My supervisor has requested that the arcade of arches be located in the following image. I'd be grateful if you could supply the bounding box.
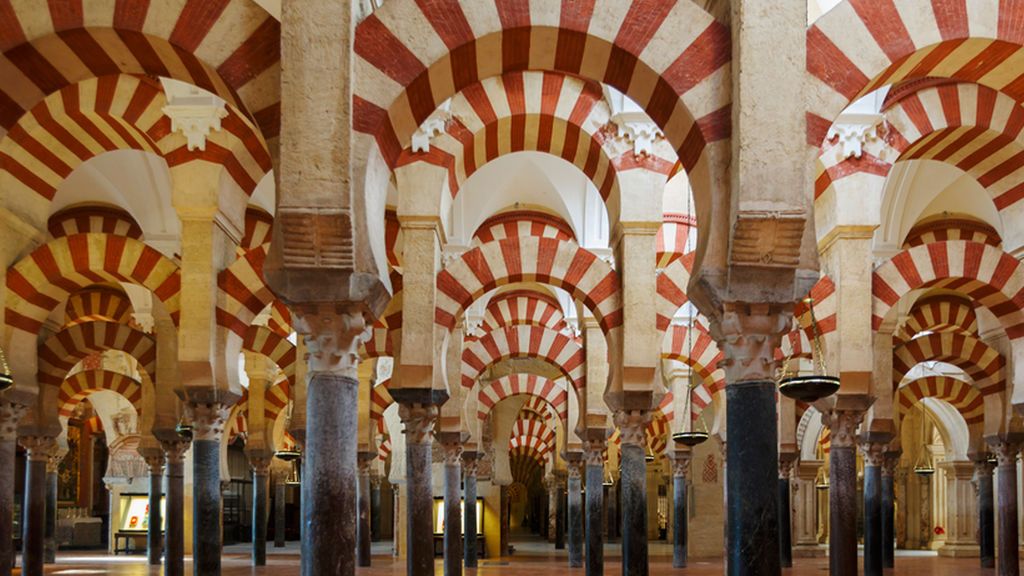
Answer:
[2,1,1024,576]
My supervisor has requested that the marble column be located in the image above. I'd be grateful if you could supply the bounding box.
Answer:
[566,455,583,568]
[827,410,863,576]
[0,403,25,576]
[20,436,54,576]
[463,452,480,567]
[440,439,462,576]
[546,475,558,544]
[398,403,438,575]
[584,440,606,576]
[882,452,899,569]
[778,458,794,569]
[161,440,188,576]
[43,457,57,564]
[250,455,271,566]
[555,475,566,550]
[187,401,230,576]
[274,480,287,548]
[670,451,690,568]
[607,479,618,540]
[992,440,1019,576]
[356,452,374,567]
[143,454,165,566]
[370,473,382,541]
[614,410,651,576]
[975,457,996,568]
[861,442,885,576]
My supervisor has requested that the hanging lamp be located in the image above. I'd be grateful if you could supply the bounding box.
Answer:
[275,399,303,462]
[814,466,830,491]
[913,404,936,476]
[602,468,614,487]
[0,345,13,392]
[645,447,656,463]
[778,297,840,403]
[175,415,193,442]
[673,312,710,447]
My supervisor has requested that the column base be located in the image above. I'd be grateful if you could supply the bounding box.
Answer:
[937,543,979,558]
[793,545,828,558]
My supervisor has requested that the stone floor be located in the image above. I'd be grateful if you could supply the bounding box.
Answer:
[23,541,996,575]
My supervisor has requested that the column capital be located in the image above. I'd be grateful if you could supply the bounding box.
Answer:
[779,457,795,480]
[583,437,607,467]
[185,401,232,442]
[987,440,1020,467]
[160,439,191,465]
[882,451,901,477]
[462,451,479,477]
[398,402,438,444]
[294,304,370,378]
[613,409,651,447]
[823,409,864,449]
[714,301,792,383]
[670,451,692,479]
[143,453,166,475]
[247,451,274,475]
[19,435,56,462]
[0,402,27,442]
[440,441,463,466]
[858,441,886,467]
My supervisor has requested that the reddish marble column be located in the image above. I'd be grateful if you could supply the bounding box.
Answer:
[974,456,995,569]
[615,410,651,576]
[827,411,863,576]
[186,401,231,576]
[161,440,188,576]
[19,436,54,576]
[463,453,479,567]
[397,402,439,575]
[991,441,1019,576]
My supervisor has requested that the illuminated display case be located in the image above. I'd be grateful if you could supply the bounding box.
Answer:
[431,497,485,557]
[117,494,166,533]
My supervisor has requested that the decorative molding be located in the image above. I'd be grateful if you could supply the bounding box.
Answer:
[717,302,791,383]
[826,114,884,160]
[824,410,864,449]
[411,102,452,153]
[186,402,231,442]
[612,118,664,156]
[613,410,651,447]
[398,403,438,445]
[730,210,805,268]
[161,81,228,152]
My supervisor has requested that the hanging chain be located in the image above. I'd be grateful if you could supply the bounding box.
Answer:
[805,297,829,376]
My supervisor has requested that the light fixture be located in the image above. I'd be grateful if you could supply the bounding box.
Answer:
[645,446,656,463]
[175,416,193,442]
[778,297,840,403]
[0,345,13,392]
[602,469,614,487]
[673,317,710,447]
[913,404,935,477]
[275,447,302,462]
[814,466,829,491]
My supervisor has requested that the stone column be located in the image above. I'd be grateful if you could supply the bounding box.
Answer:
[0,403,25,576]
[44,452,59,564]
[186,401,230,576]
[670,451,690,568]
[249,454,272,566]
[274,480,286,548]
[827,410,863,576]
[356,452,374,567]
[143,453,166,566]
[463,452,479,567]
[555,473,566,550]
[20,436,54,576]
[439,438,462,576]
[975,457,996,568]
[607,478,618,540]
[992,440,1019,576]
[584,439,607,576]
[778,457,794,568]
[882,452,899,568]
[614,410,651,576]
[398,402,438,575]
[566,454,583,568]
[370,474,382,541]
[860,442,885,576]
[545,475,558,544]
[161,440,188,576]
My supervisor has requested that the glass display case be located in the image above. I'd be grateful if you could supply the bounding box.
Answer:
[117,494,165,532]
[432,497,483,535]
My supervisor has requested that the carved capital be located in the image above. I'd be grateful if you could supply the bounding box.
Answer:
[613,410,651,447]
[716,302,791,383]
[441,441,463,466]
[462,452,479,477]
[161,440,190,466]
[297,304,369,377]
[566,460,583,479]
[357,451,376,475]
[0,402,26,442]
[185,402,231,442]
[143,454,166,476]
[778,458,795,480]
[20,436,56,463]
[824,410,863,449]
[583,438,607,467]
[370,472,383,488]
[248,452,273,476]
[989,440,1020,468]
[398,403,438,445]
[859,442,886,467]
[670,452,692,479]
[973,457,996,478]
[882,452,901,477]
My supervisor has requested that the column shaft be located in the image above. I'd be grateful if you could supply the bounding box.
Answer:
[357,463,372,567]
[997,453,1019,576]
[148,463,164,565]
[252,470,268,566]
[164,445,186,576]
[585,457,605,576]
[193,436,221,575]
[827,411,862,576]
[405,436,434,574]
[977,461,995,568]
[567,464,583,567]
[443,455,461,576]
[725,381,780,576]
[274,482,286,548]
[673,472,688,568]
[778,476,791,568]
[881,461,896,569]
[555,481,566,550]
[863,462,882,576]
[464,459,478,567]
[21,445,47,576]
[370,477,382,541]
[620,442,647,575]
[43,468,56,564]
[0,433,17,576]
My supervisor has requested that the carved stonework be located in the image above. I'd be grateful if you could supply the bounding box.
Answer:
[670,452,691,479]
[20,436,56,463]
[566,460,582,479]
[186,402,231,442]
[613,410,651,447]
[462,452,479,478]
[882,452,901,478]
[824,410,863,449]
[248,453,273,476]
[717,302,791,383]
[826,115,884,160]
[0,402,26,442]
[161,440,190,466]
[410,109,450,153]
[583,439,606,467]
[859,442,886,467]
[441,441,463,466]
[143,454,166,476]
[989,441,1019,468]
[778,458,794,480]
[729,211,805,268]
[275,209,355,270]
[297,305,368,377]
[161,88,228,152]
[398,403,438,445]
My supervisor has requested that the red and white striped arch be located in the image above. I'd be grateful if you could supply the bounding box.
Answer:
[353,0,730,179]
[48,205,143,240]
[477,373,568,423]
[898,294,979,341]
[656,213,696,268]
[482,290,568,333]
[871,241,1024,337]
[892,332,1004,395]
[437,237,622,335]
[377,435,392,462]
[519,395,559,424]
[240,207,274,252]
[903,217,1002,249]
[263,377,291,425]
[509,419,555,462]
[63,286,134,328]
[370,379,394,423]
[217,245,275,337]
[793,276,837,348]
[228,394,248,444]
[6,234,181,335]
[462,325,585,393]
[243,326,296,383]
[58,368,143,418]
[807,1,1024,146]
[360,326,395,360]
[473,211,576,245]
[38,320,156,387]
[655,252,695,332]
[661,324,724,408]
[896,375,983,426]
[0,0,280,140]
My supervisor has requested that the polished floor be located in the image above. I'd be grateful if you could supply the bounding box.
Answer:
[22,541,997,575]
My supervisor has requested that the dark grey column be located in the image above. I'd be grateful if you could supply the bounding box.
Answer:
[547,476,557,544]
[274,481,286,548]
[881,453,898,569]
[189,402,230,576]
[975,457,995,569]
[555,476,566,550]
[670,452,690,569]
[43,463,56,564]
[440,439,462,576]
[0,403,25,576]
[827,410,862,576]
[463,453,479,567]
[250,457,271,566]
[615,410,650,576]
[584,443,605,576]
[162,441,187,576]
[566,457,583,568]
[993,441,1019,576]
[861,443,884,576]
[607,480,618,540]
[143,454,165,566]
[777,458,793,569]
[301,372,359,576]
[370,474,382,541]
[20,437,53,576]
[398,402,438,576]
[725,381,780,576]
[357,452,374,567]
